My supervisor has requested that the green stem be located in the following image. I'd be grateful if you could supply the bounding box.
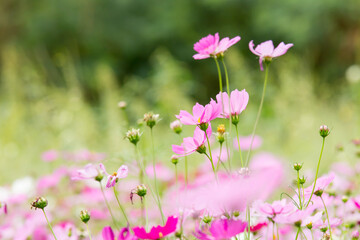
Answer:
[235,124,244,168]
[143,197,148,231]
[42,209,58,240]
[306,137,326,208]
[113,187,130,226]
[226,135,232,171]
[295,227,301,240]
[150,128,165,224]
[247,206,251,240]
[321,196,332,239]
[297,170,302,209]
[185,155,188,186]
[86,223,93,240]
[205,131,216,179]
[246,63,270,166]
[216,143,223,171]
[221,58,233,169]
[99,182,118,229]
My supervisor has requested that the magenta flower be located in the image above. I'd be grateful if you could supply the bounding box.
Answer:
[0,202,7,215]
[216,89,249,120]
[172,125,212,157]
[101,165,128,188]
[176,100,221,128]
[133,216,178,239]
[193,33,241,60]
[102,226,137,240]
[194,219,247,240]
[249,40,293,71]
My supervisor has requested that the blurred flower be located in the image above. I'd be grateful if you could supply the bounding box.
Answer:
[249,40,293,71]
[255,199,293,219]
[133,215,178,239]
[102,165,128,188]
[71,163,105,181]
[304,173,335,197]
[176,100,221,129]
[193,33,241,60]
[170,120,182,134]
[194,218,247,240]
[172,125,212,157]
[126,128,142,145]
[0,202,7,215]
[118,101,127,109]
[41,150,59,162]
[144,112,160,128]
[216,89,249,120]
[146,163,173,182]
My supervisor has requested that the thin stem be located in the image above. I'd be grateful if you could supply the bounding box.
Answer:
[306,137,326,208]
[235,124,244,168]
[247,206,251,240]
[42,209,58,240]
[295,227,301,240]
[113,187,130,226]
[321,196,332,239]
[100,182,118,229]
[216,143,223,172]
[86,223,93,240]
[144,197,148,231]
[185,155,188,186]
[205,131,216,179]
[226,135,232,171]
[221,58,234,169]
[246,63,270,166]
[150,128,165,223]
[297,170,302,209]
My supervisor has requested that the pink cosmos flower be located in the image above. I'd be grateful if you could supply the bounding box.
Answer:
[71,163,105,181]
[172,125,212,157]
[193,33,241,60]
[255,199,294,219]
[176,100,221,127]
[215,89,249,119]
[194,219,247,240]
[41,150,59,162]
[249,40,294,71]
[133,216,178,239]
[233,135,263,151]
[101,165,128,188]
[304,172,335,197]
[102,226,136,240]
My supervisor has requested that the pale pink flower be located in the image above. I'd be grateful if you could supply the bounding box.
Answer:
[194,219,247,240]
[216,89,249,118]
[176,100,221,126]
[133,216,178,239]
[255,199,293,219]
[146,163,173,182]
[233,135,262,151]
[249,40,293,71]
[37,167,68,193]
[71,163,105,181]
[172,125,212,157]
[41,150,59,162]
[193,33,241,60]
[304,172,335,197]
[101,165,128,188]
[301,212,323,228]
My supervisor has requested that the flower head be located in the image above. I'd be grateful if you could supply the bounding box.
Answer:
[194,219,247,240]
[193,33,241,60]
[172,125,212,157]
[80,210,90,224]
[126,128,142,145]
[71,163,105,182]
[144,112,160,129]
[170,120,182,134]
[101,165,129,188]
[133,216,178,239]
[102,226,137,240]
[249,40,293,71]
[216,89,249,121]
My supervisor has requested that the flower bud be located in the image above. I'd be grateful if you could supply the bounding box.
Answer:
[299,176,306,185]
[196,144,206,154]
[232,211,240,217]
[314,189,323,197]
[144,112,159,129]
[320,226,328,233]
[293,163,302,171]
[118,101,127,109]
[319,125,330,138]
[170,120,182,134]
[80,210,90,223]
[31,197,48,210]
[171,155,179,165]
[126,128,142,145]
[352,139,360,147]
[130,184,147,204]
[216,124,226,144]
[342,196,349,203]
[231,114,239,126]
[95,173,104,182]
[202,216,212,224]
[306,222,313,230]
[175,232,182,238]
[294,221,302,228]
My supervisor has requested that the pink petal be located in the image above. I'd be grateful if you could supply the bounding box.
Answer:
[272,42,294,57]
[255,40,274,56]
[249,40,260,56]
[116,165,128,178]
[102,226,115,240]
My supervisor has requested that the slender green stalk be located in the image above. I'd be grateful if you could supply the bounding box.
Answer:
[150,128,164,223]
[135,144,165,224]
[306,138,326,208]
[216,143,223,171]
[321,196,332,239]
[113,187,130,226]
[213,57,223,95]
[221,59,234,168]
[134,145,144,184]
[42,209,58,240]
[86,223,93,240]
[99,182,118,229]
[246,63,270,166]
[297,170,302,209]
[226,135,232,171]
[205,131,216,178]
[295,227,301,240]
[235,125,244,168]
[143,197,148,231]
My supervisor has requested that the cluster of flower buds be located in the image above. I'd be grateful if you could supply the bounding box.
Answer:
[170,120,182,134]
[130,184,147,204]
[31,197,48,210]
[319,125,330,138]
[216,124,226,144]
[144,112,160,128]
[126,128,142,145]
[80,210,90,224]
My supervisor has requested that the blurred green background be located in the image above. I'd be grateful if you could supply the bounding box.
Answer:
[0,0,360,184]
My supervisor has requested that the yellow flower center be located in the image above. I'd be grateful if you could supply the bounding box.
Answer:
[198,117,201,123]
[112,172,117,176]
[159,232,163,238]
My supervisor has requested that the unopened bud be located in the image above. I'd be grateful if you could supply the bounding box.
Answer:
[170,120,182,134]
[342,196,349,203]
[126,128,142,145]
[233,211,240,217]
[196,144,206,154]
[293,163,302,171]
[80,210,90,223]
[231,114,239,126]
[320,226,328,233]
[294,221,302,228]
[171,155,179,165]
[144,112,159,128]
[306,222,313,230]
[202,216,212,224]
[314,189,323,197]
[118,101,127,109]
[299,176,306,185]
[216,124,226,144]
[31,197,48,210]
[352,139,360,147]
[319,125,330,138]
[95,173,104,182]
[130,184,147,204]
